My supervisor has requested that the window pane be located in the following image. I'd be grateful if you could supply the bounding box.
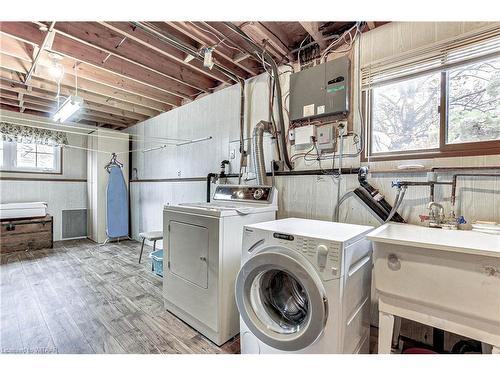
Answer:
[16,143,36,168]
[37,153,55,169]
[36,144,55,169]
[447,57,500,144]
[371,72,441,153]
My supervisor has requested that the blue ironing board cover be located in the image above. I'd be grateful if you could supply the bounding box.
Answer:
[106,165,129,239]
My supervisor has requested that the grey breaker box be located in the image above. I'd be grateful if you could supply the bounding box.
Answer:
[289,56,350,122]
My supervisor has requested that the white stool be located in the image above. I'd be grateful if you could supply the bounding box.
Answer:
[138,231,163,264]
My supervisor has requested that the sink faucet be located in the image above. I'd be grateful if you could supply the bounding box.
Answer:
[427,201,445,226]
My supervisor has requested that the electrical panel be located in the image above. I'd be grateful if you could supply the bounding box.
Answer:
[289,56,350,122]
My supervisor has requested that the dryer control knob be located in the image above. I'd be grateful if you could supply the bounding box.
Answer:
[317,244,329,268]
[253,188,264,200]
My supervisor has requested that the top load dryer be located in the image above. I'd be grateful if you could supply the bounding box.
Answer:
[163,185,278,346]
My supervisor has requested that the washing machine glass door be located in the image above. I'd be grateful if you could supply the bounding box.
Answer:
[236,246,328,351]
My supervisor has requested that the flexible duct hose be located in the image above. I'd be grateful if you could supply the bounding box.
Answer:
[385,187,407,223]
[222,22,293,170]
[252,121,273,186]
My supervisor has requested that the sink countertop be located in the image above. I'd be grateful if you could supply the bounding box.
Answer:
[367,222,500,258]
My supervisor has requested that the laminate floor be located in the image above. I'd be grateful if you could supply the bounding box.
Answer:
[0,239,240,354]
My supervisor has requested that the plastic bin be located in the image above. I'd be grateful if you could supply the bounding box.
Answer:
[149,249,163,277]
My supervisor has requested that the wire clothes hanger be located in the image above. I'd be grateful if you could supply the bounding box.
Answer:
[104,153,123,173]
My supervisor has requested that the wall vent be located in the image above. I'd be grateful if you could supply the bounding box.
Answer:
[62,209,87,239]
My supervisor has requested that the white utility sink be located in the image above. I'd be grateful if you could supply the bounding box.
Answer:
[367,223,500,354]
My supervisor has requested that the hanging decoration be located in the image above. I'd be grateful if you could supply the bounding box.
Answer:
[0,122,69,146]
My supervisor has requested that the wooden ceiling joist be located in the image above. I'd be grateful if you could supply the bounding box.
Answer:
[1,22,203,100]
[0,83,148,122]
[163,22,260,77]
[0,21,386,129]
[98,22,235,86]
[0,70,160,119]
[50,22,212,95]
[0,98,128,128]
[0,32,183,108]
[0,53,171,113]
[299,22,328,49]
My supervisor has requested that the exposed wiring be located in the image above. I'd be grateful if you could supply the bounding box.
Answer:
[190,22,243,54]
[320,22,362,62]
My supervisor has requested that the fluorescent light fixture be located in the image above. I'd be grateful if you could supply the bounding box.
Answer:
[184,54,195,63]
[53,95,83,122]
[203,48,214,70]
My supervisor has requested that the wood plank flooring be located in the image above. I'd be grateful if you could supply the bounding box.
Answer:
[0,239,240,354]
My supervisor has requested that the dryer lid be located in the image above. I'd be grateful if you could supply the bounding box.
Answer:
[235,246,328,351]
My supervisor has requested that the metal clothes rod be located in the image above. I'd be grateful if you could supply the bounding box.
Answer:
[141,136,213,153]
[0,114,190,143]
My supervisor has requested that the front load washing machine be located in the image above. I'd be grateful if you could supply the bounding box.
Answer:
[235,218,373,354]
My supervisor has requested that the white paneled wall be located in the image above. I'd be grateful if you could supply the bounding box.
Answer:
[0,180,87,240]
[127,22,500,246]
[0,130,88,241]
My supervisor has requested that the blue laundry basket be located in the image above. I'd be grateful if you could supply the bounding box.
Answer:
[149,249,163,277]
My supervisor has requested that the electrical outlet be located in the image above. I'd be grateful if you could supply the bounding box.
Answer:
[230,148,236,159]
[177,170,181,177]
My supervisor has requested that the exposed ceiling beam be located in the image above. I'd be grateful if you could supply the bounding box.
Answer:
[0,83,148,122]
[0,97,130,128]
[299,22,328,49]
[0,31,182,108]
[0,70,160,118]
[366,22,376,30]
[25,21,55,84]
[236,22,290,60]
[0,53,172,113]
[46,22,212,95]
[166,22,260,77]
[0,91,138,126]
[98,22,236,86]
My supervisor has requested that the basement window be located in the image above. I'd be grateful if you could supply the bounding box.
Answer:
[363,54,500,161]
[0,141,62,174]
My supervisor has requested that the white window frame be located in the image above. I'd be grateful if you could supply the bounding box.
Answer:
[0,141,62,174]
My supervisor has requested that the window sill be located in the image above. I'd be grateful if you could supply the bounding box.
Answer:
[362,145,500,162]
[0,169,62,175]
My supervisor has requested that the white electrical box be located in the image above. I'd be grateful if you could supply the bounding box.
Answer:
[294,125,316,150]
[316,124,336,154]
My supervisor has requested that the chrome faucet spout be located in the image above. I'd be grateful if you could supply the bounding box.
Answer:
[427,201,445,223]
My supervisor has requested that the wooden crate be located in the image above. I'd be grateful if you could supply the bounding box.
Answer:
[0,215,53,253]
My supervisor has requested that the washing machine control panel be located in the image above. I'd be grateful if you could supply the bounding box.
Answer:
[213,185,273,203]
[292,236,341,278]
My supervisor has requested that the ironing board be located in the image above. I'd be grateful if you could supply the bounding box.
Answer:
[106,164,129,241]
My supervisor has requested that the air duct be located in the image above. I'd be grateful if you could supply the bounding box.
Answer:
[252,120,273,186]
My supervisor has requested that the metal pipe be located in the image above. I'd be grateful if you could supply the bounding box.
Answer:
[451,173,500,206]
[252,120,273,185]
[334,130,345,221]
[176,136,213,146]
[238,80,246,184]
[223,22,293,170]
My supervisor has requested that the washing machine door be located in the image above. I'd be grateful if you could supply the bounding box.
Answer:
[235,246,328,351]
